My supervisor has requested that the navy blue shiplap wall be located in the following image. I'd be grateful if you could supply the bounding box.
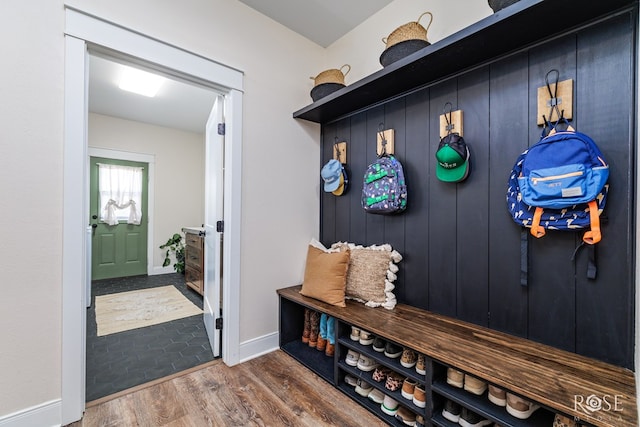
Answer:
[319,12,636,369]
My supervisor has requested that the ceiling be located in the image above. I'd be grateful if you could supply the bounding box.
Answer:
[89,1,392,133]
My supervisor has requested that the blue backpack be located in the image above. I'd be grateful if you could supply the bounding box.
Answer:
[362,154,407,214]
[507,123,609,244]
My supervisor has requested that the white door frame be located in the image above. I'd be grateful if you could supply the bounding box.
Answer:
[63,8,243,425]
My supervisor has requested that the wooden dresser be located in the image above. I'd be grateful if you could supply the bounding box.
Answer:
[182,227,204,295]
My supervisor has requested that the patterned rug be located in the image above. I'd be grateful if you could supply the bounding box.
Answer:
[95,285,203,336]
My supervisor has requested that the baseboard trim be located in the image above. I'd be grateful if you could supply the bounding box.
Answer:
[150,266,175,275]
[0,399,61,427]
[238,331,279,363]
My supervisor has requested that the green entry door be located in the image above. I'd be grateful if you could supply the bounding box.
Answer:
[90,157,148,280]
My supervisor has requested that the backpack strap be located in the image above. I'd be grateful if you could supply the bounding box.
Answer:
[582,200,602,244]
[520,229,529,286]
[530,207,546,238]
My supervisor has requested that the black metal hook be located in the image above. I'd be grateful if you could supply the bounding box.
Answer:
[378,122,387,155]
[545,69,562,125]
[443,102,454,134]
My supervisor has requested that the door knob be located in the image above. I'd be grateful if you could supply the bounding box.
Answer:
[92,214,98,220]
[92,224,98,229]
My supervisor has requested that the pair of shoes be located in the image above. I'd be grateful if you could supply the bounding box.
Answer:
[400,379,425,407]
[395,406,416,426]
[355,379,373,397]
[372,336,386,352]
[381,395,399,416]
[488,385,506,406]
[372,366,392,382]
[400,348,417,368]
[345,349,360,367]
[415,354,426,375]
[446,368,487,395]
[458,407,492,427]
[442,399,461,423]
[384,341,403,358]
[368,388,385,404]
[385,372,404,392]
[506,393,540,419]
[357,354,379,372]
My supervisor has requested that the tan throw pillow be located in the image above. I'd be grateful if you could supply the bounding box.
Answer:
[299,244,350,307]
[331,242,402,310]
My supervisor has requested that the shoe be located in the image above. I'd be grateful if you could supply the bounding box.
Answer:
[316,336,327,351]
[380,395,399,416]
[415,414,425,427]
[395,406,416,426]
[384,342,403,358]
[400,348,417,368]
[415,354,426,375]
[301,308,311,343]
[308,311,320,348]
[355,379,373,397]
[367,388,385,404]
[488,385,506,406]
[412,384,426,408]
[384,372,404,392]
[458,407,492,427]
[359,330,374,345]
[401,378,416,400]
[506,393,540,419]
[372,336,386,352]
[553,414,578,427]
[345,349,360,367]
[324,342,335,357]
[446,367,464,388]
[350,326,361,341]
[372,366,392,382]
[356,354,378,372]
[464,374,487,395]
[344,374,358,387]
[442,399,461,422]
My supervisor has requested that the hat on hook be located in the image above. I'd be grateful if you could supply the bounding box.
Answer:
[435,133,470,183]
[332,166,349,196]
[321,159,343,192]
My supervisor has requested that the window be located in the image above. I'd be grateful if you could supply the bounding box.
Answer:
[97,163,143,225]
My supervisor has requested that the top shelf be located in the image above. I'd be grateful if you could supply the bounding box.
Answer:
[293,0,637,124]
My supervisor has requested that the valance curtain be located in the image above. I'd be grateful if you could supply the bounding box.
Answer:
[98,163,143,225]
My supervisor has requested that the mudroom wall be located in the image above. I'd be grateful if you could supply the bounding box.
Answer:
[319,9,636,369]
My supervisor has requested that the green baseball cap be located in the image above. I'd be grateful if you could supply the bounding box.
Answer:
[435,133,470,182]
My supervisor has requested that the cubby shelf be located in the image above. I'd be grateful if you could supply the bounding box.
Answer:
[293,0,636,124]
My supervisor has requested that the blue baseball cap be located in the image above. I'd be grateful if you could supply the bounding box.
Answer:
[321,159,343,192]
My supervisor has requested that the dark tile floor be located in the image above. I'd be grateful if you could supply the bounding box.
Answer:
[86,273,215,402]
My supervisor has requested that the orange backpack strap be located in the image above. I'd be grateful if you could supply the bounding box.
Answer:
[582,200,602,244]
[530,207,546,238]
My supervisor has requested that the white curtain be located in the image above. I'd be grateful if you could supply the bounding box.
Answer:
[98,163,143,225]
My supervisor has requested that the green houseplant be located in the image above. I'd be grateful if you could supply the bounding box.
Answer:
[160,233,185,273]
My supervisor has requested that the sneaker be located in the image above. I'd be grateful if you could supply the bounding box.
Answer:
[442,399,461,422]
[400,348,417,368]
[384,342,403,358]
[458,407,492,427]
[372,366,392,382]
[446,367,464,388]
[344,374,358,387]
[415,414,425,427]
[395,406,416,426]
[464,374,487,395]
[367,388,385,404]
[412,384,426,408]
[350,326,361,341]
[488,385,506,406]
[359,330,374,346]
[506,393,540,419]
[401,378,416,400]
[380,395,399,416]
[355,379,373,397]
[384,372,404,392]
[415,354,426,375]
[345,349,360,366]
[372,336,386,352]
[356,354,378,372]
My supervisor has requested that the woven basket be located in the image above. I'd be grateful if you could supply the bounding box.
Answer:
[488,0,520,12]
[310,64,351,87]
[383,11,433,50]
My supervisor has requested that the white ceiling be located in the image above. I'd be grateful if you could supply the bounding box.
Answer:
[88,1,392,133]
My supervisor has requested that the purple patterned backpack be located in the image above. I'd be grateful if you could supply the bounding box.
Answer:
[361,154,407,214]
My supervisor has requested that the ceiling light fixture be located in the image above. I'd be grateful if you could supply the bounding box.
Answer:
[118,66,165,97]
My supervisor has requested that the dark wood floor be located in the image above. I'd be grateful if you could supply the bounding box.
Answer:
[69,349,386,426]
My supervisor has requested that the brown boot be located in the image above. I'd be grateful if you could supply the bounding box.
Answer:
[301,308,311,343]
[325,342,335,357]
[316,336,327,351]
[308,310,320,348]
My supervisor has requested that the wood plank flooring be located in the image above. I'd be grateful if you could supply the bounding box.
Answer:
[68,350,386,427]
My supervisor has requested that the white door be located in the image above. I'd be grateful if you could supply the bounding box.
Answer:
[204,95,224,357]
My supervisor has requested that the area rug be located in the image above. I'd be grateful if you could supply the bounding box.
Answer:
[95,285,202,336]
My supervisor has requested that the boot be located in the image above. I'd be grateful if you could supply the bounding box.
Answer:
[316,313,327,351]
[325,342,335,357]
[325,316,335,357]
[301,308,311,343]
[308,310,320,348]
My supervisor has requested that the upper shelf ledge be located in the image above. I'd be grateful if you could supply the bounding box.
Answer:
[293,0,637,124]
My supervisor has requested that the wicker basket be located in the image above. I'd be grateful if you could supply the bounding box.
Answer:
[310,64,351,87]
[488,0,520,12]
[383,12,433,50]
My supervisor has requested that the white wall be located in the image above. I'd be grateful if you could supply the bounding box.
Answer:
[89,113,205,271]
